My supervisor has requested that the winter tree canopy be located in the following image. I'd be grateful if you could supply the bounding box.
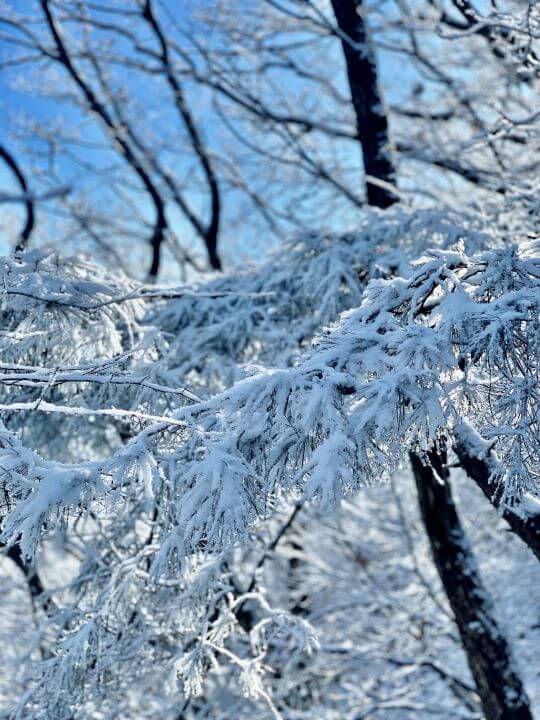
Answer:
[0,1,539,720]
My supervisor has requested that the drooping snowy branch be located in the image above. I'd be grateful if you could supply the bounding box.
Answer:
[0,213,538,718]
[5,234,540,571]
[154,241,540,559]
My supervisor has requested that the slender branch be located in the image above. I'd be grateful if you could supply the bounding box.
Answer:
[141,0,222,271]
[454,423,540,562]
[0,144,35,251]
[39,0,168,279]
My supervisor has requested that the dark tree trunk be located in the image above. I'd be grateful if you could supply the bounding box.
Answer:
[411,451,533,720]
[330,0,397,208]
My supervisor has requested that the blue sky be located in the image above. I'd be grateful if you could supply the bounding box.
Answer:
[0,0,419,272]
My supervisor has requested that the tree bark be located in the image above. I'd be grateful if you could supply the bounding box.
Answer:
[411,450,532,720]
[329,0,397,208]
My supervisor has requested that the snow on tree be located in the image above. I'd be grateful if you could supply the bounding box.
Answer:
[0,1,539,718]
[0,207,537,717]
